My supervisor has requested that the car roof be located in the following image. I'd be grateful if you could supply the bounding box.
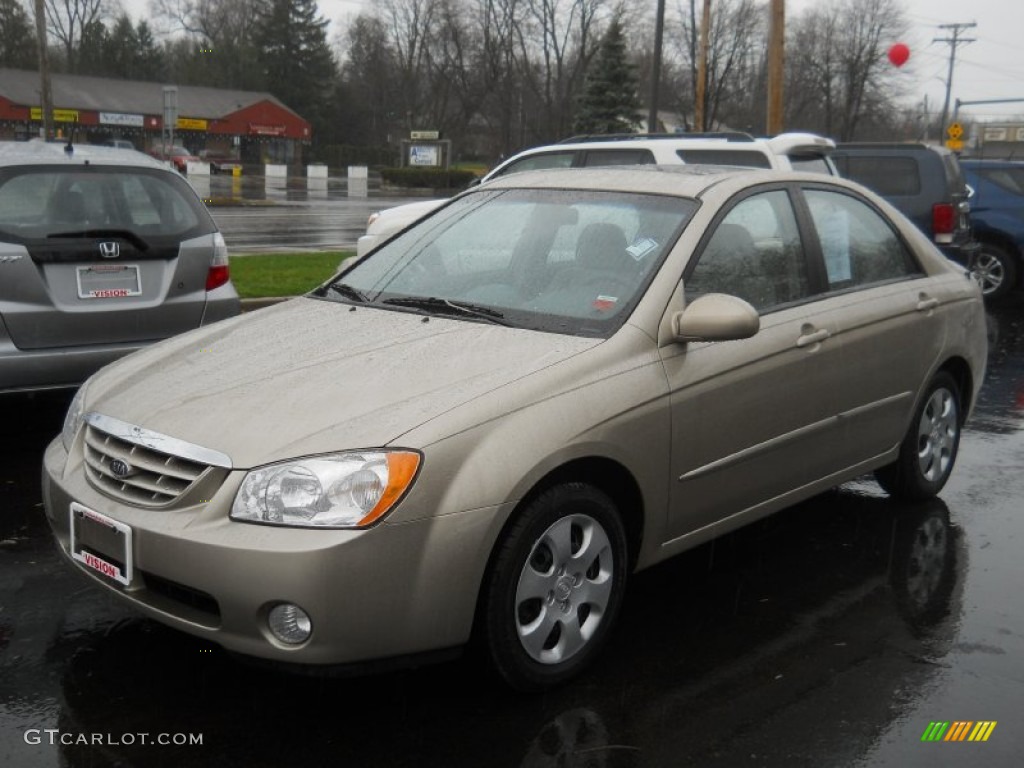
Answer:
[0,140,170,170]
[480,164,848,198]
[551,131,836,154]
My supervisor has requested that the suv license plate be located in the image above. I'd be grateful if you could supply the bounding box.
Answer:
[76,264,141,299]
[70,502,133,586]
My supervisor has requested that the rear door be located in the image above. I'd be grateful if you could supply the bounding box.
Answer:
[798,185,942,462]
[0,166,217,350]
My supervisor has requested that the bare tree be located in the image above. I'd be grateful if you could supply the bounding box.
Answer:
[785,0,907,140]
[44,0,105,71]
[149,0,264,88]
[670,0,763,132]
[517,0,607,141]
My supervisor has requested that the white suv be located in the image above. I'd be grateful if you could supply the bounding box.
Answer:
[356,132,837,257]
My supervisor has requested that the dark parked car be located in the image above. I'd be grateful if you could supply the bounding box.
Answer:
[831,143,979,274]
[0,140,239,393]
[959,159,1024,298]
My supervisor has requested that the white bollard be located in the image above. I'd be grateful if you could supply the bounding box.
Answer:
[348,165,368,197]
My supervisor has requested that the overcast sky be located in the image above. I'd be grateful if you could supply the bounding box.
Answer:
[128,0,1024,124]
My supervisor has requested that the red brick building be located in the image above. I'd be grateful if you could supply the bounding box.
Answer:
[0,68,311,164]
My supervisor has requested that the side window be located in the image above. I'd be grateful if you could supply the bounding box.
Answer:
[581,149,656,167]
[686,190,810,312]
[804,189,918,289]
[788,154,832,175]
[836,155,921,196]
[677,149,772,168]
[492,151,575,177]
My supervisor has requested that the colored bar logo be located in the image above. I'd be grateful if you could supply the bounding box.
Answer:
[921,721,997,742]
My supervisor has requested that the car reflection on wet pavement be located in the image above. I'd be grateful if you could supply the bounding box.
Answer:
[2,306,1023,768]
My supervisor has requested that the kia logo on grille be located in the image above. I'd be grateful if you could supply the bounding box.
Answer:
[98,241,120,259]
[109,459,135,478]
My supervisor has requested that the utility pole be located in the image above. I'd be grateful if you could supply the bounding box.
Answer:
[765,0,785,134]
[694,0,711,131]
[647,0,666,133]
[935,22,976,138]
[33,0,52,140]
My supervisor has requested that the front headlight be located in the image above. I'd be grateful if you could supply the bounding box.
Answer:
[230,451,421,528]
[61,384,88,452]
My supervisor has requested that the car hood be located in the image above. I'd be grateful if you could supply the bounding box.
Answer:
[84,298,598,468]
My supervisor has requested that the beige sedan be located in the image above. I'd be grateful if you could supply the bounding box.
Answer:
[43,166,986,691]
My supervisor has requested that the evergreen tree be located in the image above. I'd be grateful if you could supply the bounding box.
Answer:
[253,0,336,136]
[572,19,642,135]
[0,0,36,69]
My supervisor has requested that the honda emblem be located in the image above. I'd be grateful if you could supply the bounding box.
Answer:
[99,241,120,259]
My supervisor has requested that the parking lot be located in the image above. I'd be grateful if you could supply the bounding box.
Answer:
[1,299,1021,767]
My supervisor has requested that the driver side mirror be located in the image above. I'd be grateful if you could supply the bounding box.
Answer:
[673,293,760,342]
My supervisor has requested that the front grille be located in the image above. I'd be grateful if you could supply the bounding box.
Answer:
[84,424,210,506]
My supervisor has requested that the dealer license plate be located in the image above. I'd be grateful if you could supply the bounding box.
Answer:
[70,502,133,586]
[76,264,141,299]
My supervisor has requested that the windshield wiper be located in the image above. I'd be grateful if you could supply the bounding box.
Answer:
[381,296,514,326]
[322,282,369,303]
[47,228,150,252]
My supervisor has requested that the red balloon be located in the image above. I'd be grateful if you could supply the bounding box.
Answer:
[888,43,910,67]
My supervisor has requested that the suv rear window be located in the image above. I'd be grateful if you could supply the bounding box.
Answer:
[0,166,215,243]
[676,149,772,168]
[974,166,1024,194]
[832,156,922,196]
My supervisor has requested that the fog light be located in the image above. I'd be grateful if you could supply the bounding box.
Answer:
[267,603,312,645]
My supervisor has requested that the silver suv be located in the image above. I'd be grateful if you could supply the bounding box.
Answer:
[357,132,838,256]
[0,141,239,393]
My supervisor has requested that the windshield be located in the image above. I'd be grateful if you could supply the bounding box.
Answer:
[317,188,697,337]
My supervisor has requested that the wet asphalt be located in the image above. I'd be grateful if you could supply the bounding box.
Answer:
[1,302,1022,767]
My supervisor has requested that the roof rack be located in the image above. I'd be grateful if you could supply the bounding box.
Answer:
[557,132,756,144]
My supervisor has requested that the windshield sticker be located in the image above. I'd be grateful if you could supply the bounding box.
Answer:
[592,295,619,311]
[626,237,658,261]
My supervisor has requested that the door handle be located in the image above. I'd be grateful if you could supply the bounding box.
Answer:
[917,297,940,312]
[796,328,830,347]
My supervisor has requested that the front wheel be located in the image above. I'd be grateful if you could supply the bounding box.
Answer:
[481,483,627,691]
[972,242,1017,299]
[875,372,962,500]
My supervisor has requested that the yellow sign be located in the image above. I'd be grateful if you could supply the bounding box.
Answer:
[946,138,964,152]
[30,107,80,122]
[176,117,208,131]
[947,122,964,140]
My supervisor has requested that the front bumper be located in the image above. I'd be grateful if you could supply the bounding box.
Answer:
[42,437,502,666]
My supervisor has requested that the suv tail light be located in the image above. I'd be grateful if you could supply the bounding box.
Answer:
[206,232,231,291]
[932,203,955,243]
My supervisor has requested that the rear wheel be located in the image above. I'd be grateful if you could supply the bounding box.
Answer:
[875,372,962,500]
[481,483,627,691]
[972,242,1017,299]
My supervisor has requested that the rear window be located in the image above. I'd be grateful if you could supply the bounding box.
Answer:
[834,155,922,196]
[676,149,772,168]
[0,166,215,243]
[974,166,1024,194]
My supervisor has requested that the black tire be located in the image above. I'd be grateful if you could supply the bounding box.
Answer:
[875,372,962,501]
[973,242,1018,299]
[481,483,628,691]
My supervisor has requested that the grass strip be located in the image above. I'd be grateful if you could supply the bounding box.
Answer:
[229,251,353,298]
